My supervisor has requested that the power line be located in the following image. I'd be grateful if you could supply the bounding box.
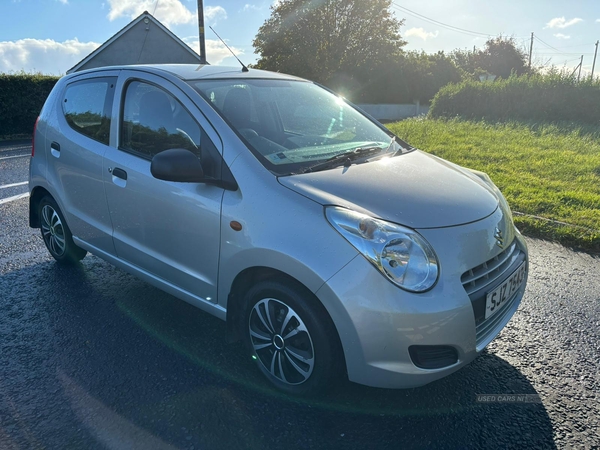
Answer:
[558,57,586,64]
[389,2,595,73]
[547,42,597,49]
[536,52,594,56]
[390,3,492,38]
[534,36,573,56]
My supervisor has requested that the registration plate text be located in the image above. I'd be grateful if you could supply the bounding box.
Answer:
[485,263,527,320]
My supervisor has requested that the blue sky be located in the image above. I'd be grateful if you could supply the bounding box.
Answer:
[1,0,599,76]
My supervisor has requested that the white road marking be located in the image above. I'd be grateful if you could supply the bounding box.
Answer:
[0,154,29,161]
[0,145,30,151]
[0,192,29,205]
[0,181,28,189]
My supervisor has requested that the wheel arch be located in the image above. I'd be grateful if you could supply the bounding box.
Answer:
[226,267,303,342]
[29,186,52,228]
[225,266,347,376]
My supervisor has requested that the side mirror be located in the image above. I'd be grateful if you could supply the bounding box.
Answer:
[151,148,204,182]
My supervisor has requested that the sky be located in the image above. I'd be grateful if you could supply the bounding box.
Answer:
[0,0,599,77]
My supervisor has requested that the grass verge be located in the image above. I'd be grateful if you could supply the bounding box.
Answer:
[387,118,600,254]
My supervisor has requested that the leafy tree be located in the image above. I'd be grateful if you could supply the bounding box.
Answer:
[480,36,529,78]
[399,51,464,102]
[449,46,479,77]
[451,36,529,79]
[252,0,406,101]
[356,51,464,104]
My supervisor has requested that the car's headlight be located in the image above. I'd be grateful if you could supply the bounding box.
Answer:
[325,207,439,292]
[467,169,514,223]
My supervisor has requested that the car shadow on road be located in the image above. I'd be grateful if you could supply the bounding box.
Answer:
[2,258,557,450]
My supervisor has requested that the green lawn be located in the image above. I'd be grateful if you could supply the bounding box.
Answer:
[387,118,600,253]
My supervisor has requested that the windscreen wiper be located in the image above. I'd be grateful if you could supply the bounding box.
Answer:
[299,146,384,173]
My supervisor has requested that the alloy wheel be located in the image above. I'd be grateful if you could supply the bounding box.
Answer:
[249,298,315,385]
[41,204,66,257]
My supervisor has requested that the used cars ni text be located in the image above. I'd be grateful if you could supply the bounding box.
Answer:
[29,64,528,395]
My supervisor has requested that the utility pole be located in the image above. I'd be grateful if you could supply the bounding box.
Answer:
[578,55,583,82]
[197,0,206,64]
[592,40,599,80]
[528,32,534,71]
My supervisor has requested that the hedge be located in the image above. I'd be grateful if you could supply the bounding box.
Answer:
[428,73,600,125]
[0,73,60,137]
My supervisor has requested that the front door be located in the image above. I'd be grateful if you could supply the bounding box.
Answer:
[103,73,224,302]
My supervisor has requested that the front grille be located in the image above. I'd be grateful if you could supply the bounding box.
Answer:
[461,241,519,296]
[461,240,526,350]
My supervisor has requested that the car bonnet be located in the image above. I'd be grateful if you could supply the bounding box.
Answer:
[277,150,499,229]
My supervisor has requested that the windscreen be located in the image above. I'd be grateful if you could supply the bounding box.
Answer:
[188,79,396,175]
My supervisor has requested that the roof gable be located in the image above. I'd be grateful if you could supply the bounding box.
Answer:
[67,11,203,74]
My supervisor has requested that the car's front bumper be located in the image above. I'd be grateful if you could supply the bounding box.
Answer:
[316,206,528,389]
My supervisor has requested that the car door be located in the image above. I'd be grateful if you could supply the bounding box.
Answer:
[102,71,224,302]
[44,71,119,253]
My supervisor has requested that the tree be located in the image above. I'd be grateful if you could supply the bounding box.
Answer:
[252,0,406,101]
[480,36,529,78]
[398,51,464,102]
[451,36,529,79]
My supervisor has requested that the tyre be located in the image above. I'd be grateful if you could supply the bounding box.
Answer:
[243,280,342,395]
[39,196,87,264]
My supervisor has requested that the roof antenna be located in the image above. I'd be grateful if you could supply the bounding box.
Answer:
[209,26,249,72]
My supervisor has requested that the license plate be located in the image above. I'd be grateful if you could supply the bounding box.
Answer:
[485,262,527,320]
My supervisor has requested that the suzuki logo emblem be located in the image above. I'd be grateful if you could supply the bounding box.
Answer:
[494,227,504,248]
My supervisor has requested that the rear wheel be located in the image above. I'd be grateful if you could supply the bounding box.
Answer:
[243,280,342,395]
[39,196,86,264]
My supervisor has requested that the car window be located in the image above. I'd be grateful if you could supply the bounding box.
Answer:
[120,80,220,179]
[190,79,396,176]
[62,77,116,145]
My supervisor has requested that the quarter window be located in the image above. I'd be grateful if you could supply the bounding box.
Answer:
[63,78,115,145]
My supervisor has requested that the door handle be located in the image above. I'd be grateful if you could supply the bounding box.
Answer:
[50,141,60,158]
[112,168,127,180]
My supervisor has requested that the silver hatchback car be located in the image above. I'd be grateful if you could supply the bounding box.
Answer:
[29,64,528,395]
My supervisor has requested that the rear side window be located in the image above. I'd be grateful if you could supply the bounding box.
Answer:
[62,77,116,145]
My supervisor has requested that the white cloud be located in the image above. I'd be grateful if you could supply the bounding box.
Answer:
[241,4,260,12]
[182,37,243,65]
[107,1,226,27]
[205,5,227,23]
[553,33,571,39]
[0,38,100,74]
[107,0,195,26]
[545,17,583,29]
[405,27,439,41]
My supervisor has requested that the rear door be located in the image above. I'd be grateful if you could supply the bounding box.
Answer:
[44,71,119,253]
[102,70,224,302]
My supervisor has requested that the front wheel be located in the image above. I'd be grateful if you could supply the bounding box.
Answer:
[243,280,343,395]
[39,196,87,264]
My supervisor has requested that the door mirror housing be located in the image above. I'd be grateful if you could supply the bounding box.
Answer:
[151,148,204,182]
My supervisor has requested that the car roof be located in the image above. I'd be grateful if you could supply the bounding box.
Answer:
[69,64,306,82]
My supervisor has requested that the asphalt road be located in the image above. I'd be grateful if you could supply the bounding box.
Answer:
[1,143,599,449]
[0,141,30,205]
